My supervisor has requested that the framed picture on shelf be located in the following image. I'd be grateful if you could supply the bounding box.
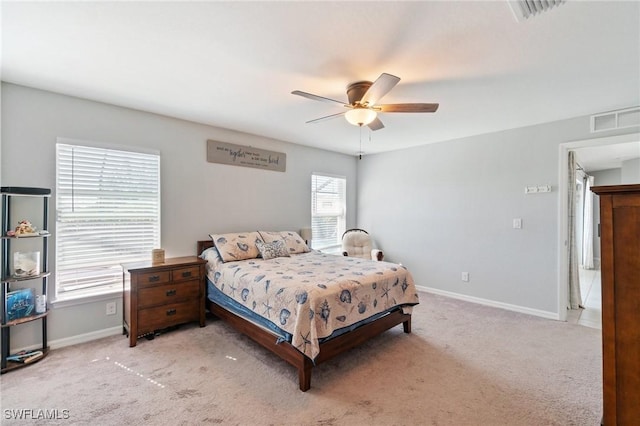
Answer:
[5,288,35,321]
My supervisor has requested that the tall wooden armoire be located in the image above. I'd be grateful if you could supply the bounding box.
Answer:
[591,184,640,425]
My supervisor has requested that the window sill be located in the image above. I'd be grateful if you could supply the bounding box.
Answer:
[50,288,122,309]
[316,246,342,255]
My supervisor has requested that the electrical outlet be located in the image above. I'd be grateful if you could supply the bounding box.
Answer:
[461,272,469,282]
[106,301,117,316]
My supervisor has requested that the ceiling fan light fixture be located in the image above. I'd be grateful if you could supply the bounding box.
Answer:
[345,108,377,126]
[292,72,438,131]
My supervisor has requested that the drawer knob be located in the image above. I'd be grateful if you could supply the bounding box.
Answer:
[148,275,160,283]
[181,271,192,278]
[166,309,177,316]
[166,289,177,297]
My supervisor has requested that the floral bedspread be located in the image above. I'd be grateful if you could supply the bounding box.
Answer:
[207,251,419,360]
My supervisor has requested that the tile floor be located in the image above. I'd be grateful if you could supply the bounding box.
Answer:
[567,267,602,329]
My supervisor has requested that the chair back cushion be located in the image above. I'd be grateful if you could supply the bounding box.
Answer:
[342,230,373,259]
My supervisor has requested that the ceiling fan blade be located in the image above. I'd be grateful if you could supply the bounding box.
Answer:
[378,103,439,113]
[306,111,346,124]
[367,117,385,131]
[291,90,348,106]
[360,73,400,106]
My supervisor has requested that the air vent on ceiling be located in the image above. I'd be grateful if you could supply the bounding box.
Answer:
[591,107,640,133]
[508,0,566,22]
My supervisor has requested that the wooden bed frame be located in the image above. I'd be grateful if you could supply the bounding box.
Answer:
[197,240,412,391]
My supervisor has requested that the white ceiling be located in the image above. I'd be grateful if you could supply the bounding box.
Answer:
[575,141,640,173]
[2,1,639,158]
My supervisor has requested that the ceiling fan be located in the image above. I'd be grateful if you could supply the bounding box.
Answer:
[292,73,439,131]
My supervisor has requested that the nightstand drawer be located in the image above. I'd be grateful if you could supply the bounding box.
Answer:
[137,270,171,287]
[138,281,200,309]
[172,266,200,282]
[137,300,200,333]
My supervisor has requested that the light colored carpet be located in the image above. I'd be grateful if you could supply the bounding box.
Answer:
[0,293,602,425]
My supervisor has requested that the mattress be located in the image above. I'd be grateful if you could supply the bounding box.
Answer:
[205,250,419,360]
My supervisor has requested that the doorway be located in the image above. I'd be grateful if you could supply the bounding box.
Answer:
[557,132,640,323]
[568,165,600,328]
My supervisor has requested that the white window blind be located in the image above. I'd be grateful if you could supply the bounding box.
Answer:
[55,143,160,300]
[311,174,346,251]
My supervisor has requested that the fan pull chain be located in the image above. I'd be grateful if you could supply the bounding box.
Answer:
[359,125,362,160]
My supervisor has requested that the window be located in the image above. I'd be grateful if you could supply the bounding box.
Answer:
[311,173,346,251]
[55,141,160,301]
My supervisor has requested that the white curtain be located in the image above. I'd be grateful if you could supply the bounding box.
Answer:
[582,175,595,270]
[567,151,583,309]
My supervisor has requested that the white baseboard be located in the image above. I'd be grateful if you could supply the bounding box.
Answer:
[11,326,122,354]
[416,285,560,321]
[49,326,123,350]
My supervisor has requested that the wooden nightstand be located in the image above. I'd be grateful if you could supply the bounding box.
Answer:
[122,256,206,347]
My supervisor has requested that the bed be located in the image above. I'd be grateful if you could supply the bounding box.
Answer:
[197,231,419,391]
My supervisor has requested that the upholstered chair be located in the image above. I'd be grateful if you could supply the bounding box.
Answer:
[341,229,383,261]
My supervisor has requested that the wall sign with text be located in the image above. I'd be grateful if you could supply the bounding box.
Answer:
[206,140,286,172]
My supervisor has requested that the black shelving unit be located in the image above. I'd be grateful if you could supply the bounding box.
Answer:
[1,187,51,373]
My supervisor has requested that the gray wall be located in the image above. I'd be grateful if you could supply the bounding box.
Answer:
[592,168,622,186]
[357,117,636,315]
[590,168,622,263]
[1,83,357,350]
[621,157,640,184]
[589,162,639,264]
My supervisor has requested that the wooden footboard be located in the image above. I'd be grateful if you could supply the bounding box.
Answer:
[207,298,411,391]
[198,239,412,391]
